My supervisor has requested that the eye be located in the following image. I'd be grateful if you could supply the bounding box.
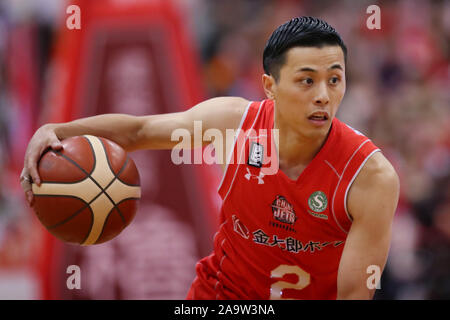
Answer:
[300,78,313,85]
[329,76,340,85]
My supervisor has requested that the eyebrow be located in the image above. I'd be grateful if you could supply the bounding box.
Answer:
[329,64,344,71]
[296,64,344,73]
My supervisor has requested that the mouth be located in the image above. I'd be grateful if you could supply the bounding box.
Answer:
[307,111,330,126]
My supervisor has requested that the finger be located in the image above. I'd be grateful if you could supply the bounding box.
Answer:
[28,166,40,187]
[20,174,32,192]
[19,175,33,206]
[20,167,28,181]
[27,156,41,186]
[26,190,34,207]
[20,168,31,189]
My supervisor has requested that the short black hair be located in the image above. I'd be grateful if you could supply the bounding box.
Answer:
[263,16,347,81]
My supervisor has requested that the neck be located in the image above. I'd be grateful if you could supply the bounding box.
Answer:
[274,108,331,170]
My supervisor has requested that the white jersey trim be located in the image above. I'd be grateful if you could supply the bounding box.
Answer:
[344,149,381,222]
[222,101,265,202]
[325,160,341,179]
[217,101,252,193]
[331,139,370,234]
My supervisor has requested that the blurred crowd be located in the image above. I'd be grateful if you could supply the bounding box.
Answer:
[0,0,449,299]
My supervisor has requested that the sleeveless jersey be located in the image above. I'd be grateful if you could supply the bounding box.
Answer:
[187,99,380,300]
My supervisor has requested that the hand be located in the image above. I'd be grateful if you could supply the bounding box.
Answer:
[20,124,64,206]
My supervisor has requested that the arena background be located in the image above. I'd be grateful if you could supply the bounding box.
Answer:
[0,0,448,300]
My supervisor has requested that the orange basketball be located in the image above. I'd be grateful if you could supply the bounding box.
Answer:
[32,135,141,245]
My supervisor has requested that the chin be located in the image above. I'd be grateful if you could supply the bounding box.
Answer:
[304,121,332,139]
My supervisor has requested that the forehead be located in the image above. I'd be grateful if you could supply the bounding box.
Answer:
[282,45,345,72]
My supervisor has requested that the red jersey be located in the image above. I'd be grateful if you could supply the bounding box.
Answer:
[187,99,380,300]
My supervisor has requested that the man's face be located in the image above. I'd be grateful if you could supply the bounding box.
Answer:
[267,45,346,139]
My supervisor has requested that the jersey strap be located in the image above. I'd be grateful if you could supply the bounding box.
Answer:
[218,100,265,199]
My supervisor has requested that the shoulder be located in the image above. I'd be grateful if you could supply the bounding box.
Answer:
[193,96,250,120]
[347,151,400,222]
[205,96,250,116]
[356,152,399,192]
[183,96,250,131]
[207,96,251,130]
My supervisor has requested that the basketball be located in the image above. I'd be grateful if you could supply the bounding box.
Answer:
[31,135,141,245]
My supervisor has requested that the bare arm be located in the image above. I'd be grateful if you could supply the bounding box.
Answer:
[21,96,248,203]
[52,96,248,151]
[336,152,400,300]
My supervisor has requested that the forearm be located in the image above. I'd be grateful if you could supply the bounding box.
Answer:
[49,114,143,152]
[336,232,388,300]
[44,97,247,152]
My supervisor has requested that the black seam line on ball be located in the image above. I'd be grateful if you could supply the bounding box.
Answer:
[94,198,141,244]
[53,142,130,229]
[96,205,127,245]
[47,184,108,231]
[48,205,92,231]
[98,137,115,178]
[38,195,89,230]
[54,146,115,210]
[98,138,139,188]
[46,149,93,184]
[97,137,138,188]
[86,157,129,244]
[95,209,115,245]
[42,144,101,231]
[113,197,141,229]
[116,172,140,187]
[53,150,116,231]
[45,146,126,244]
[53,147,125,218]
[78,189,106,245]
[94,137,140,187]
[80,207,95,245]
[115,158,140,187]
[101,157,130,225]
[53,150,105,193]
[82,136,97,175]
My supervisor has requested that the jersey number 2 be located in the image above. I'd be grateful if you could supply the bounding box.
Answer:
[270,264,311,299]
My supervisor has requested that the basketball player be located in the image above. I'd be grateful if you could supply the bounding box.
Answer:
[20,17,399,299]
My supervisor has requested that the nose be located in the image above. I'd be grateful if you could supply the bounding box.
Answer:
[314,82,329,106]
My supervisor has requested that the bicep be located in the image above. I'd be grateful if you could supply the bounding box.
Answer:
[133,97,248,151]
[337,152,400,299]
[184,97,249,133]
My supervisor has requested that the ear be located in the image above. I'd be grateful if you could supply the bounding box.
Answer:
[262,74,276,100]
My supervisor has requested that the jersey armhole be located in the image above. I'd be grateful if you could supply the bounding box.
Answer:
[343,149,381,222]
[217,101,253,195]
[331,138,381,234]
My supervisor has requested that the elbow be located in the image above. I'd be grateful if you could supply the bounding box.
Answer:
[123,117,147,152]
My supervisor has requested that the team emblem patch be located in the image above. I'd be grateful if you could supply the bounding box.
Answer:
[271,195,297,225]
[248,142,263,167]
[308,191,328,213]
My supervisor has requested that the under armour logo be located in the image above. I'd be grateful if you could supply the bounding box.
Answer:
[244,167,265,184]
